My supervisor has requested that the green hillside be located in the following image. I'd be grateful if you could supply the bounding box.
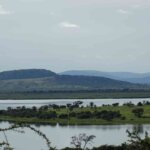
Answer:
[0,69,148,92]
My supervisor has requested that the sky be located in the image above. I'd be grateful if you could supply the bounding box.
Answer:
[0,0,150,73]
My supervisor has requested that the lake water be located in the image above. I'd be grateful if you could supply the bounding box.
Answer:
[0,98,150,110]
[0,122,150,150]
[0,99,150,149]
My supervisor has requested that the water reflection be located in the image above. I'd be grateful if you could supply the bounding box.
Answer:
[0,122,149,150]
[132,125,144,134]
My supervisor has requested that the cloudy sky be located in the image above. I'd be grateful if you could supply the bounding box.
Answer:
[0,0,150,73]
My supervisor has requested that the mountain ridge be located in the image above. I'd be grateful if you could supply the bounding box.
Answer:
[60,70,150,84]
[0,69,148,92]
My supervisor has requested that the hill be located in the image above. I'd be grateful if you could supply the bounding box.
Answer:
[0,69,56,80]
[0,69,147,92]
[60,70,150,84]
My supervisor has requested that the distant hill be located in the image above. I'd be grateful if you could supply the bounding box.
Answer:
[125,77,150,84]
[60,70,150,84]
[0,69,147,92]
[0,69,56,80]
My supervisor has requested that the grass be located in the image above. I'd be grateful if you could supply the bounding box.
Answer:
[0,105,150,125]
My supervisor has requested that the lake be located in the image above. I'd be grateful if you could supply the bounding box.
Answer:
[0,98,150,149]
[0,122,150,150]
[0,98,150,110]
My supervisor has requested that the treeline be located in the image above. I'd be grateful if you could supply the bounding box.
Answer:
[1,88,150,94]
[100,101,150,107]
[60,110,122,120]
[0,106,122,121]
[0,100,149,122]
[1,90,150,99]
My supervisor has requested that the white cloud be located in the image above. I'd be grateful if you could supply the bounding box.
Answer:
[0,5,13,15]
[59,22,80,29]
[117,9,130,14]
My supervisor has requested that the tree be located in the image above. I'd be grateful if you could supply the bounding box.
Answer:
[137,102,143,106]
[71,133,96,150]
[126,128,150,150]
[89,102,94,108]
[132,108,144,118]
[112,103,119,107]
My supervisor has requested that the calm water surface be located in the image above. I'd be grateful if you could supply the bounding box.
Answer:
[0,98,150,109]
[0,122,150,150]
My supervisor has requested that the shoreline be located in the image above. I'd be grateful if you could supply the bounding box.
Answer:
[0,105,150,125]
[0,117,150,125]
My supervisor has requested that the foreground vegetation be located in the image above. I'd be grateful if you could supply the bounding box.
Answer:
[0,124,150,150]
[0,101,150,125]
[62,130,150,150]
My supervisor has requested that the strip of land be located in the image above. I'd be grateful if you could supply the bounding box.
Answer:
[1,90,150,99]
[0,104,150,125]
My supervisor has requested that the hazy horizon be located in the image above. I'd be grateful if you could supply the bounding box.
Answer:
[0,0,150,73]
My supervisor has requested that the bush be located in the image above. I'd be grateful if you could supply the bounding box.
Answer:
[132,108,144,118]
[59,114,68,119]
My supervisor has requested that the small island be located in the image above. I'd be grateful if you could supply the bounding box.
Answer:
[0,101,150,125]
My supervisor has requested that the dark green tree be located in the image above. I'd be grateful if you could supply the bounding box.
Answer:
[132,108,144,118]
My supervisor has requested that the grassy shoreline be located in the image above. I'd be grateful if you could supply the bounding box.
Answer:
[0,105,150,125]
[1,117,150,125]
